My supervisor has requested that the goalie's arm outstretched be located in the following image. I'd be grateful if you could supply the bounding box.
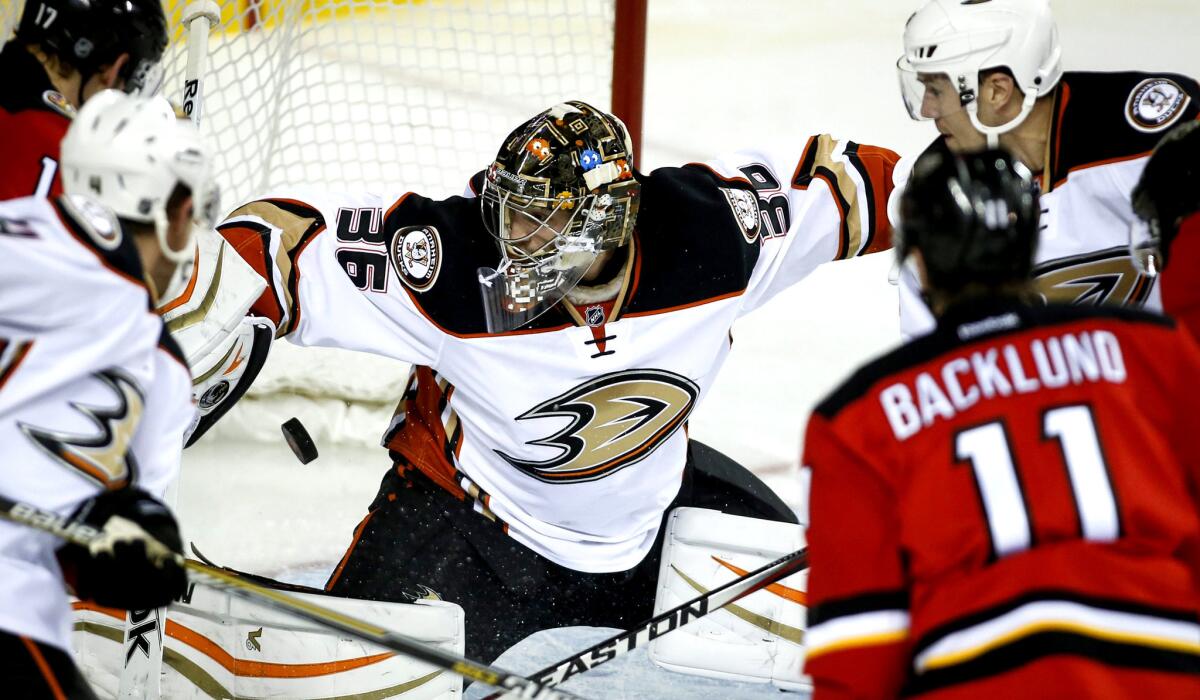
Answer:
[163,189,446,443]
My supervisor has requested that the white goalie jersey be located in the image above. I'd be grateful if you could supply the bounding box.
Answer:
[214,137,897,572]
[0,195,194,653]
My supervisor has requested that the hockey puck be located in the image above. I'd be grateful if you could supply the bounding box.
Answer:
[281,418,318,464]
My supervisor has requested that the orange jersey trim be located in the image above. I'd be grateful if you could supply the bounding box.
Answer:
[21,636,67,700]
[620,289,743,320]
[0,339,33,392]
[325,509,377,591]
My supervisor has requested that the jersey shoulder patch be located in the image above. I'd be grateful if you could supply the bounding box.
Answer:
[380,194,502,335]
[388,224,443,292]
[1124,77,1193,133]
[52,195,147,291]
[717,186,762,243]
[622,165,761,314]
[1052,71,1200,183]
[60,194,122,251]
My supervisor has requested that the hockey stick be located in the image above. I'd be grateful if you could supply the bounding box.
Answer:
[484,546,809,698]
[180,0,221,125]
[0,493,583,700]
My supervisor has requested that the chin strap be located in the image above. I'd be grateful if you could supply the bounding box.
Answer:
[967,56,1061,149]
[968,89,1038,149]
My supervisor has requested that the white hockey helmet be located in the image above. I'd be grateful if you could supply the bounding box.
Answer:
[60,90,217,265]
[897,0,1063,147]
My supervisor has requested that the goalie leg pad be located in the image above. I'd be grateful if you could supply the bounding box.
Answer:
[72,579,464,699]
[649,507,811,692]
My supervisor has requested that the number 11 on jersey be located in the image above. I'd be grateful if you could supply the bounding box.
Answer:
[955,404,1120,560]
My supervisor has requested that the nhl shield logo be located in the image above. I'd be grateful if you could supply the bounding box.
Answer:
[585,305,605,327]
[1126,78,1191,133]
[389,226,442,292]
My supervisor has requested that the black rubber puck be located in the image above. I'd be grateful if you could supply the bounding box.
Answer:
[281,417,318,464]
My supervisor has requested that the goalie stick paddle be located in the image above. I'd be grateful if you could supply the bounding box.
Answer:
[0,492,584,700]
[484,546,809,698]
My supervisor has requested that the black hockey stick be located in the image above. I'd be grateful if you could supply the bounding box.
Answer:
[483,546,809,698]
[0,493,584,700]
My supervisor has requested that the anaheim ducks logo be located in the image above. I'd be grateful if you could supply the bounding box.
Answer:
[1033,247,1154,307]
[495,369,700,484]
[20,370,144,489]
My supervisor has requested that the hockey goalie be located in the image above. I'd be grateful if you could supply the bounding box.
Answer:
[84,99,895,697]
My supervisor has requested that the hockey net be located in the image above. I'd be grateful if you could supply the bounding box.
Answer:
[159,0,647,446]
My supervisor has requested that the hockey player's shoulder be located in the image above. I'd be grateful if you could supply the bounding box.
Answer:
[53,194,147,286]
[813,330,956,421]
[1054,70,1199,173]
[382,193,496,334]
[0,45,76,120]
[0,82,76,122]
[639,164,763,248]
[0,194,143,285]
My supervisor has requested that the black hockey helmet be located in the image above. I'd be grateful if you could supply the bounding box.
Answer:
[16,0,168,95]
[898,148,1040,294]
[1131,120,1200,270]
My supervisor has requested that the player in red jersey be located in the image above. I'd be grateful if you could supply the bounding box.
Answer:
[0,0,167,201]
[1131,121,1200,340]
[802,149,1200,699]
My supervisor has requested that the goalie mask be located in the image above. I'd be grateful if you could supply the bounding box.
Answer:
[478,101,640,333]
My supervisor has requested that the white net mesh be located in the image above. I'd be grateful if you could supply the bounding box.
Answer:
[1,0,631,447]
[165,0,627,446]
[163,0,619,208]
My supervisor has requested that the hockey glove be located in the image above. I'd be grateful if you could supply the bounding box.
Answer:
[57,488,187,610]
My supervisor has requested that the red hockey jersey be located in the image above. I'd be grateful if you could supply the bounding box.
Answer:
[1162,213,1200,341]
[802,301,1200,699]
[0,45,73,201]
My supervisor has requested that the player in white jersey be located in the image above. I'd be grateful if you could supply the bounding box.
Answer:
[892,0,1200,337]
[184,101,898,663]
[1,91,212,698]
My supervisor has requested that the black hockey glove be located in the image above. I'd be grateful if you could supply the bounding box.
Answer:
[57,488,187,610]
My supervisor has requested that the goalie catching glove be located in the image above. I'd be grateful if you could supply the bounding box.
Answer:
[57,488,187,610]
[158,227,275,445]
